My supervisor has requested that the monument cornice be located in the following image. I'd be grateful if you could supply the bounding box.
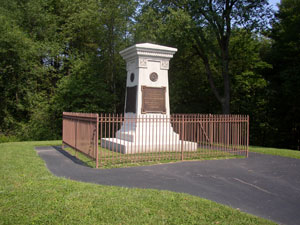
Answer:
[120,43,177,61]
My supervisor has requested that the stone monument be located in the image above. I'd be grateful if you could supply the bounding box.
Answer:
[101,43,197,153]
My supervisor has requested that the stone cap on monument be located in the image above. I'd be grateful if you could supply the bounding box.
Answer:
[119,43,177,61]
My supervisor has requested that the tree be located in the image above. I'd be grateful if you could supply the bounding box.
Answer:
[97,0,137,112]
[0,0,138,140]
[229,30,271,145]
[265,0,300,149]
[135,0,271,113]
[0,1,55,135]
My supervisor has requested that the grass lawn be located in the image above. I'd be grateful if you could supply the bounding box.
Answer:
[64,145,245,169]
[0,141,275,225]
[250,146,300,159]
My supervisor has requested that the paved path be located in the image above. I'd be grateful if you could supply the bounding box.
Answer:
[35,146,300,225]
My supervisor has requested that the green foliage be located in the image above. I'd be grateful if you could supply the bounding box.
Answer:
[0,0,136,140]
[229,31,272,145]
[0,134,19,143]
[0,0,298,150]
[135,0,272,113]
[134,3,272,119]
[0,0,65,138]
[169,44,219,113]
[263,0,300,149]
[0,10,37,132]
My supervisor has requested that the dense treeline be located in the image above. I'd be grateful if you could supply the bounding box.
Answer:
[0,0,299,150]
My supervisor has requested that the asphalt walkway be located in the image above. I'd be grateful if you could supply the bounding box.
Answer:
[35,146,300,225]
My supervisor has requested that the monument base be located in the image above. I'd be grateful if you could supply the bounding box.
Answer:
[101,118,197,154]
[101,137,197,154]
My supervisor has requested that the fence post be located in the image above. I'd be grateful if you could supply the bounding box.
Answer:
[75,115,77,157]
[247,115,249,158]
[96,113,99,168]
[209,114,213,146]
[100,114,103,167]
[62,113,64,150]
[181,114,184,161]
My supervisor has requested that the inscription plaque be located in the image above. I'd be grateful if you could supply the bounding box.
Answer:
[141,86,166,113]
[125,86,137,113]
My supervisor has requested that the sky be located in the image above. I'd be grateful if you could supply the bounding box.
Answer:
[269,0,281,10]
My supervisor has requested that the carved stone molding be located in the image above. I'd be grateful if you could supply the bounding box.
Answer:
[160,60,169,70]
[137,50,174,59]
[139,58,147,68]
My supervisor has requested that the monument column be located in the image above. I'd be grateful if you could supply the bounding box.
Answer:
[101,43,197,154]
[119,43,177,117]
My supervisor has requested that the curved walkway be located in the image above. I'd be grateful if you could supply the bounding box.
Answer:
[35,146,300,225]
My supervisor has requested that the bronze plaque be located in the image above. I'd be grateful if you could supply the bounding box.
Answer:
[149,72,158,82]
[142,86,166,113]
[125,86,137,113]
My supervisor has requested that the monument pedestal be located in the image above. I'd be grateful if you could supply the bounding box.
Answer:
[101,43,197,154]
[101,138,197,154]
[101,115,197,154]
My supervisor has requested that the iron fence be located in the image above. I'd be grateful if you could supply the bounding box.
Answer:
[62,112,99,168]
[98,114,249,167]
[62,113,249,168]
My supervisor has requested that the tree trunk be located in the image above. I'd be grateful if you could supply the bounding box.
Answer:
[222,48,231,114]
[222,95,230,114]
[201,53,231,114]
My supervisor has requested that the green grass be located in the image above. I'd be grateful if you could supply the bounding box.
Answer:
[250,146,300,159]
[0,140,275,225]
[64,145,244,169]
[0,134,19,143]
